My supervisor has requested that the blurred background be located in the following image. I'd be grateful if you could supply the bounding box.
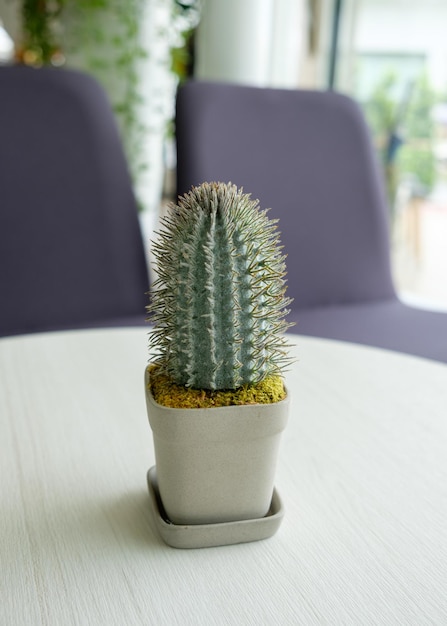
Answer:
[1,0,446,309]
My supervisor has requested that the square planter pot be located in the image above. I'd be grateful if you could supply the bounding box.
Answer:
[145,367,289,527]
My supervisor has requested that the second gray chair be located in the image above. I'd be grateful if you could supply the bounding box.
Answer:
[175,80,447,364]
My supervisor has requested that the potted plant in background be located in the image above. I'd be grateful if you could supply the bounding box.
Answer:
[145,181,293,548]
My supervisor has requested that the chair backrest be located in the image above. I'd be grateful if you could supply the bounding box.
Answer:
[176,81,396,309]
[0,66,149,336]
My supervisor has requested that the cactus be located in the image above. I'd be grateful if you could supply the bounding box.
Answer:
[148,181,292,391]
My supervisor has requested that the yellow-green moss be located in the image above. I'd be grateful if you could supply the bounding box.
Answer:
[148,365,286,409]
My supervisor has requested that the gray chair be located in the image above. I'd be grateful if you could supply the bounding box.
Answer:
[0,66,149,337]
[176,80,447,363]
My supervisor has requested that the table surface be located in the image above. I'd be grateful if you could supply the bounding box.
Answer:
[1,328,447,625]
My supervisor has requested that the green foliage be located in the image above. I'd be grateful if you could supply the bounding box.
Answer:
[63,0,148,192]
[17,0,202,210]
[17,0,147,203]
[170,28,194,82]
[363,70,437,200]
[148,182,292,391]
[18,0,65,65]
[402,72,435,139]
[364,72,398,158]
[398,148,436,192]
[397,73,437,193]
[170,0,200,77]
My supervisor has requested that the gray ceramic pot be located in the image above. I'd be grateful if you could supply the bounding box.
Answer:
[145,367,289,526]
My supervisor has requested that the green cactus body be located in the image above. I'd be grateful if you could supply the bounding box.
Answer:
[149,182,292,390]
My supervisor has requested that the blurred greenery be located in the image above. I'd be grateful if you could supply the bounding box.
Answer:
[363,70,437,214]
[17,0,200,210]
[64,0,148,189]
[17,0,65,65]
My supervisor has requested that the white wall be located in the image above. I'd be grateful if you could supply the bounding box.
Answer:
[354,0,447,91]
[0,0,19,42]
[0,19,13,61]
[195,0,307,88]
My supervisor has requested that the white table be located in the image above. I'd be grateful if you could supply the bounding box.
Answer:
[1,328,447,625]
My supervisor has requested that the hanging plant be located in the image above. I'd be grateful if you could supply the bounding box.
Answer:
[15,0,201,212]
[16,0,66,66]
[61,0,148,194]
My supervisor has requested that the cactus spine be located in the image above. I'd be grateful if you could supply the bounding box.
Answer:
[149,182,292,390]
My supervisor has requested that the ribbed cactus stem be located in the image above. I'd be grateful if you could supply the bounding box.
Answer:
[149,182,292,390]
